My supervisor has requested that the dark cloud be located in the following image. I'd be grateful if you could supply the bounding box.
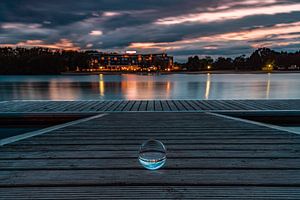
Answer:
[0,0,300,61]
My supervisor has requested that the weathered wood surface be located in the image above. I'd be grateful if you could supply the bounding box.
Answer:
[1,99,300,112]
[1,186,300,200]
[1,112,300,199]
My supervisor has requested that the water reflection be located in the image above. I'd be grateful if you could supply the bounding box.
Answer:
[266,73,271,99]
[205,73,211,100]
[166,81,171,99]
[0,73,299,100]
[119,75,171,100]
[49,79,80,100]
[99,74,105,97]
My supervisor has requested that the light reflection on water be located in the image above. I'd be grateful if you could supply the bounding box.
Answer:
[0,73,299,100]
[205,73,211,100]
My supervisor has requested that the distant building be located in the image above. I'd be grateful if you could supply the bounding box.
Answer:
[289,65,299,70]
[277,65,300,71]
[87,52,173,72]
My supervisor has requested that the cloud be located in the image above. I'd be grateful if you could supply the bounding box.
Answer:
[102,12,121,17]
[155,2,300,25]
[2,23,42,29]
[0,39,80,50]
[89,30,103,36]
[86,43,93,48]
[199,21,300,42]
[1,22,53,35]
[0,0,300,61]
[128,21,300,59]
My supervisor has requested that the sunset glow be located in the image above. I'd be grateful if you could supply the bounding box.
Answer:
[0,39,80,51]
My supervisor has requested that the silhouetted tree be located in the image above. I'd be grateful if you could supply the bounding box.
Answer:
[183,48,300,71]
[0,47,90,74]
[213,57,233,70]
[186,56,200,71]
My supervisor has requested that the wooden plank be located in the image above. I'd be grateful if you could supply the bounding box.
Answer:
[131,101,141,111]
[96,101,115,111]
[229,100,260,110]
[166,100,179,111]
[14,102,41,112]
[117,100,130,111]
[160,100,171,111]
[1,169,300,186]
[17,138,300,145]
[195,100,216,110]
[215,100,242,110]
[181,100,196,110]
[146,100,154,111]
[185,100,202,110]
[1,186,300,199]
[55,126,278,131]
[204,100,225,110]
[78,101,99,110]
[36,134,298,140]
[122,101,136,111]
[29,101,59,112]
[172,100,187,110]
[154,100,162,111]
[240,100,274,110]
[1,158,300,170]
[91,101,108,111]
[83,101,105,111]
[1,149,299,159]
[252,100,285,110]
[106,100,123,111]
[189,100,207,110]
[62,101,86,111]
[103,101,121,111]
[27,130,299,139]
[2,143,299,151]
[138,101,147,111]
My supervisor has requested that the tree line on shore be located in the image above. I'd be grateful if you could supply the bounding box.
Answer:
[0,47,89,74]
[181,48,300,71]
[0,47,299,74]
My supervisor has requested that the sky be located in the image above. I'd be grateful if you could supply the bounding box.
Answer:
[1,0,300,61]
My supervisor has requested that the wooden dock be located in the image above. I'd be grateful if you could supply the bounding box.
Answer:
[0,99,300,112]
[0,100,300,199]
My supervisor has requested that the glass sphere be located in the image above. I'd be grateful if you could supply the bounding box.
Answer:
[138,139,167,170]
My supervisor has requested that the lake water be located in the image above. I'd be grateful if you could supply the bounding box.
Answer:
[0,73,299,100]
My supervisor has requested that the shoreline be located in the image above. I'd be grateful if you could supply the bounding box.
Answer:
[61,70,300,75]
[1,70,300,76]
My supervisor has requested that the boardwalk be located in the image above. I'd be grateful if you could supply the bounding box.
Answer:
[1,99,300,113]
[1,111,300,199]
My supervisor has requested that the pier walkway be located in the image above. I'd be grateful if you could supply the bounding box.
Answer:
[0,100,300,199]
[0,99,300,112]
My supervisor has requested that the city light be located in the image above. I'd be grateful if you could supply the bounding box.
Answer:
[126,50,137,54]
[86,52,174,72]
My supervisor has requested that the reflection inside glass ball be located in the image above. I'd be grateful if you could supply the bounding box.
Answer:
[138,139,167,170]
